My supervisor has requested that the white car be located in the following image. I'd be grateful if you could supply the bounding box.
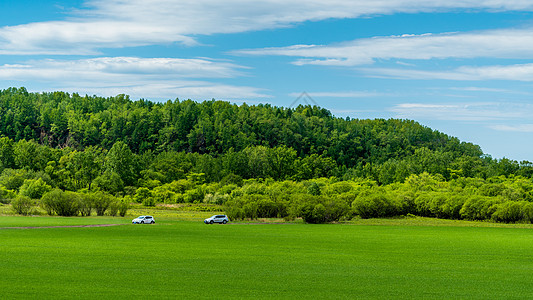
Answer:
[204,215,229,224]
[132,216,155,224]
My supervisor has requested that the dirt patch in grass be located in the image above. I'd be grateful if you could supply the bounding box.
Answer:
[0,224,127,230]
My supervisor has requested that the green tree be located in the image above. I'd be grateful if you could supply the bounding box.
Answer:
[105,141,135,186]
[19,178,52,199]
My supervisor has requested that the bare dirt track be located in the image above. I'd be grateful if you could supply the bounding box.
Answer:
[0,224,126,229]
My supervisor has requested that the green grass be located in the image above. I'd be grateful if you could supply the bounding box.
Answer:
[2,217,533,299]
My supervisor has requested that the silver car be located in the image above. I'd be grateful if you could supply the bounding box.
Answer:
[204,215,229,224]
[132,215,155,224]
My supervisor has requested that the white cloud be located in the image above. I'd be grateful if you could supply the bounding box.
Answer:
[0,57,268,100]
[390,102,533,121]
[489,124,533,132]
[3,0,533,55]
[449,87,517,93]
[0,57,246,79]
[365,63,533,81]
[237,28,533,66]
[288,91,385,98]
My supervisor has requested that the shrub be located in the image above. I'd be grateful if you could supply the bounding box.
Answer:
[0,168,26,191]
[184,188,205,203]
[414,193,433,217]
[491,201,526,223]
[256,198,282,218]
[300,203,327,224]
[522,202,533,223]
[11,195,33,215]
[118,199,130,217]
[92,192,115,215]
[440,195,467,220]
[107,200,120,216]
[78,194,93,216]
[134,187,152,204]
[0,186,16,204]
[352,191,401,219]
[307,182,321,196]
[460,195,503,220]
[298,196,349,224]
[41,189,80,216]
[142,197,156,207]
[225,202,244,221]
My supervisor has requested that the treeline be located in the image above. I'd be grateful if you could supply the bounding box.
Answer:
[0,87,531,184]
[1,87,533,223]
[222,173,533,224]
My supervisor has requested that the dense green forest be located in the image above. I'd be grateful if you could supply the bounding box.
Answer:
[1,87,533,223]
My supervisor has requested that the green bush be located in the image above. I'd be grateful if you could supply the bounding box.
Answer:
[78,194,93,216]
[307,182,321,196]
[352,191,401,219]
[439,195,467,220]
[40,189,80,216]
[0,186,16,204]
[142,197,156,207]
[491,201,526,223]
[298,196,349,223]
[300,203,327,224]
[11,195,33,215]
[92,192,115,215]
[118,199,130,217]
[459,195,503,220]
[184,188,205,203]
[225,202,244,221]
[522,202,533,223]
[107,200,120,217]
[134,187,152,204]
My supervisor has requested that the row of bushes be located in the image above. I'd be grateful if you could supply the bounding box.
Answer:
[351,190,533,223]
[221,174,533,224]
[9,172,533,224]
[11,189,129,217]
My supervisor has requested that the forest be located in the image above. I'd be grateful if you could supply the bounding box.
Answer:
[1,87,533,223]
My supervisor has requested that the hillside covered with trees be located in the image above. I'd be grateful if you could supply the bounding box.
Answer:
[1,87,533,223]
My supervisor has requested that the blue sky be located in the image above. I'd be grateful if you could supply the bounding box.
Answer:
[1,1,533,161]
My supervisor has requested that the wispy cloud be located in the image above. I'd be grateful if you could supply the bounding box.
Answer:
[448,87,520,93]
[288,91,385,98]
[0,57,247,80]
[236,28,533,67]
[0,57,267,100]
[3,0,533,55]
[489,124,533,132]
[365,63,533,81]
[390,102,533,121]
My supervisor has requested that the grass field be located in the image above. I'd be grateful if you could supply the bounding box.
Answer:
[2,213,533,299]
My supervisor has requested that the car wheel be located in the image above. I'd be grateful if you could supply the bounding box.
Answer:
[223,220,227,224]
[151,221,155,224]
[210,220,214,224]
[141,221,144,224]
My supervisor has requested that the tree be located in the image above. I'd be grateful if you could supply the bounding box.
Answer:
[19,178,52,199]
[93,170,124,194]
[105,141,135,186]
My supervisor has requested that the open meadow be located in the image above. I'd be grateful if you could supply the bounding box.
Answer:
[2,211,533,299]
